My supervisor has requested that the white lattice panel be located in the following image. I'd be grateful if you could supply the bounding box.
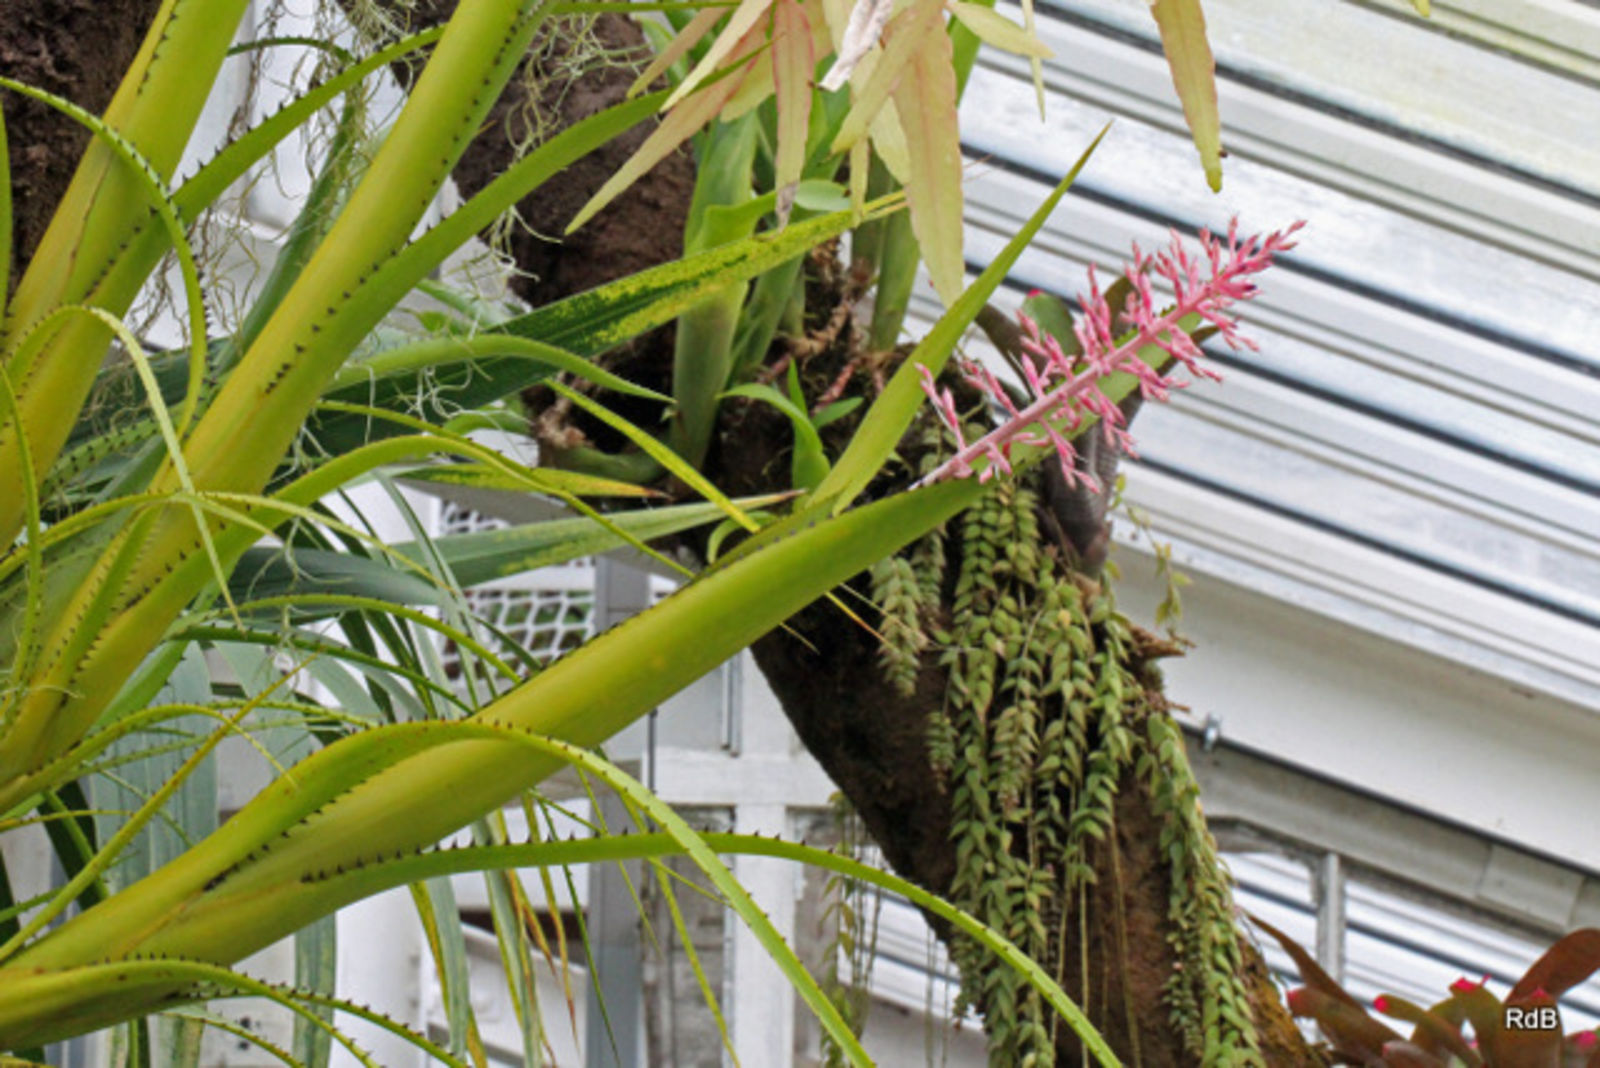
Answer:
[435,501,681,682]
[437,501,596,681]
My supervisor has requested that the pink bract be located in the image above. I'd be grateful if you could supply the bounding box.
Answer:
[916,218,1303,488]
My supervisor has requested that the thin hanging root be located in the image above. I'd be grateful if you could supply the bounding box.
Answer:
[814,345,902,408]
[814,355,861,406]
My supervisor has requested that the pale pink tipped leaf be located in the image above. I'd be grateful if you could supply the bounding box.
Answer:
[570,32,764,234]
[773,0,816,226]
[629,8,723,97]
[829,5,925,155]
[721,48,776,121]
[668,0,777,107]
[890,2,965,305]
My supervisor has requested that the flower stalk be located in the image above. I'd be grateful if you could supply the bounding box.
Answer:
[916,218,1303,486]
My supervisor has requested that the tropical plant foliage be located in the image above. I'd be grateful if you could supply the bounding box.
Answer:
[0,0,1434,1062]
[0,0,1137,1060]
[582,0,1233,307]
[1259,916,1600,1067]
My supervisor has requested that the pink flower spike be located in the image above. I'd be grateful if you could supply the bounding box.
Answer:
[1373,995,1391,1014]
[915,218,1301,488]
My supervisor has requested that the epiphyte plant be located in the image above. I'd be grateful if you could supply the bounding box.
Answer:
[0,0,1326,1060]
[0,0,1131,1058]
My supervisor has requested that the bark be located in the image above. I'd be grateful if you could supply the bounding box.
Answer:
[751,575,1315,1066]
[362,6,695,311]
[2,0,164,292]
[364,6,694,444]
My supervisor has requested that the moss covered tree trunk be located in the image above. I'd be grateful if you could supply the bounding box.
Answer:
[743,469,1314,1065]
[3,6,1319,1063]
[400,16,1319,1061]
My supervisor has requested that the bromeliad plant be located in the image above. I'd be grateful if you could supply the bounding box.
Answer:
[580,0,1242,314]
[915,219,1303,487]
[0,0,1179,1061]
[887,222,1301,1065]
[1257,916,1600,1067]
[544,0,1251,492]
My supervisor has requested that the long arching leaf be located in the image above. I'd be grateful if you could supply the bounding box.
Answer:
[1150,0,1223,192]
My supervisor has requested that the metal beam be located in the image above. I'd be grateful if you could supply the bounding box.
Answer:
[1190,728,1600,936]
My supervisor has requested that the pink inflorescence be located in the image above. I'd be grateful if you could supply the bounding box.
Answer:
[916,218,1303,487]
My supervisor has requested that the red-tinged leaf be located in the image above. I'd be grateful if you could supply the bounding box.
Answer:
[669,0,777,107]
[1566,1029,1600,1067]
[1372,993,1480,1065]
[1511,930,1600,1002]
[820,0,851,48]
[829,5,926,154]
[1425,992,1469,1030]
[1498,990,1562,1068]
[869,98,911,184]
[1441,978,1505,1049]
[1251,913,1364,1010]
[1149,0,1223,192]
[890,1,964,305]
[1286,987,1402,1062]
[722,48,775,120]
[570,35,764,234]
[772,0,815,225]
[802,0,834,57]
[1379,1041,1449,1068]
[629,7,723,96]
